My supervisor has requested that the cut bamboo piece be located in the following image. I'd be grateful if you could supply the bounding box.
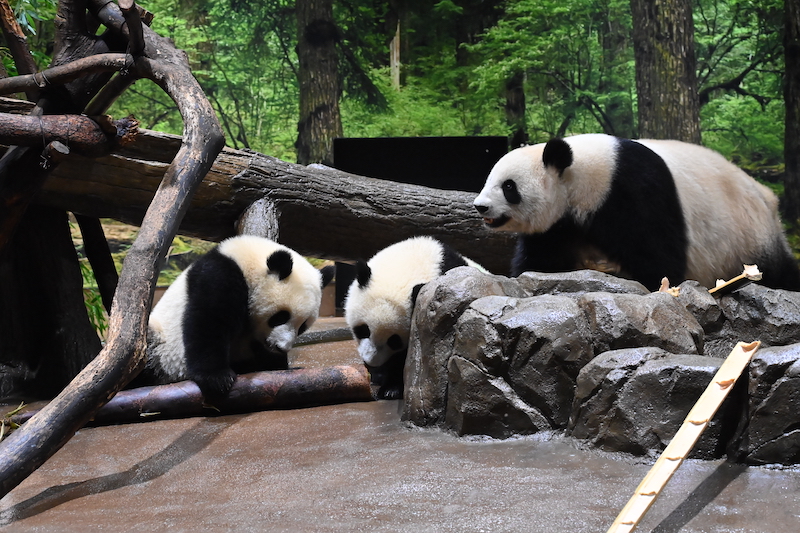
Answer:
[606,340,760,533]
[709,265,762,296]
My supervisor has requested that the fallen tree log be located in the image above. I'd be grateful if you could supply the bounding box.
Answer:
[8,365,372,428]
[0,98,517,274]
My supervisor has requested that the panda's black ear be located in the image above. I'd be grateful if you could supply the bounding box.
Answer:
[267,250,293,280]
[355,260,371,288]
[542,138,573,175]
[410,283,425,309]
[319,265,335,289]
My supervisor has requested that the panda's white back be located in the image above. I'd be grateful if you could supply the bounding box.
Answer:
[148,267,193,379]
[638,139,784,285]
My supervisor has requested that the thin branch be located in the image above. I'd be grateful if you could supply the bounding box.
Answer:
[0,0,39,100]
[0,112,138,155]
[0,2,226,498]
[0,54,131,96]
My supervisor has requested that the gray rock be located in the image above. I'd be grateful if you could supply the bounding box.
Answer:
[515,269,649,296]
[401,268,800,464]
[402,267,516,426]
[578,291,704,355]
[445,356,551,437]
[448,294,594,432]
[676,280,725,334]
[705,284,800,357]
[570,348,729,459]
[731,343,800,465]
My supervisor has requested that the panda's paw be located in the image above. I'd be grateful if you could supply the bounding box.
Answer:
[377,385,403,400]
[192,369,237,401]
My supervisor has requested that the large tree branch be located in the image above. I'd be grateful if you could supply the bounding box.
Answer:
[0,3,225,499]
[25,123,515,274]
[0,0,39,100]
[0,112,137,155]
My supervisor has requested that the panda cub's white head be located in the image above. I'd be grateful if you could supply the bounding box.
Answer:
[219,236,325,356]
[473,134,618,232]
[344,237,456,368]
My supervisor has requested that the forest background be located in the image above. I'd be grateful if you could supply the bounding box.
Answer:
[7,0,787,174]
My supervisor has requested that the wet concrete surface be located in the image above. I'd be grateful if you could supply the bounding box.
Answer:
[2,319,800,532]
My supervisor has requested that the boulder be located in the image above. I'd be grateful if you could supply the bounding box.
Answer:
[731,343,800,465]
[401,268,800,464]
[705,284,800,357]
[404,270,708,438]
[570,347,736,459]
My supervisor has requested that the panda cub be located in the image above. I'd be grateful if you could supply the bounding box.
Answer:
[345,236,484,400]
[145,235,335,399]
[474,133,800,291]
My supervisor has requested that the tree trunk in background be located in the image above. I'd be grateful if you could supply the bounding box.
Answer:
[784,0,800,223]
[630,0,701,142]
[296,0,342,166]
[505,71,527,149]
[0,206,101,401]
[599,7,634,139]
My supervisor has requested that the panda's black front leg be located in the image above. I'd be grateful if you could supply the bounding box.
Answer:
[366,352,407,400]
[183,250,251,400]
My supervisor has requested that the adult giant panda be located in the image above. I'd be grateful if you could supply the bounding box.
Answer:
[144,235,335,400]
[473,134,800,292]
[344,236,485,399]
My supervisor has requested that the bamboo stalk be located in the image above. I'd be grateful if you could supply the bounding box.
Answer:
[606,340,760,533]
[708,265,762,296]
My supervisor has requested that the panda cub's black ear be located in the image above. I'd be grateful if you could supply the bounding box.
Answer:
[320,265,335,289]
[355,260,371,288]
[267,250,293,280]
[542,138,573,176]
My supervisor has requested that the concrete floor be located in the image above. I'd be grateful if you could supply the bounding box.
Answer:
[1,319,800,532]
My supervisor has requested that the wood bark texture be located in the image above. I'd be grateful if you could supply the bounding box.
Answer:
[784,0,800,221]
[296,0,342,165]
[9,365,373,428]
[630,0,701,142]
[0,0,225,499]
[25,121,516,274]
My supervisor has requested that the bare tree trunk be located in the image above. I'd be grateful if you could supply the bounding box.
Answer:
[599,7,634,139]
[505,71,527,149]
[630,0,701,142]
[0,205,102,401]
[22,123,516,275]
[784,0,800,222]
[296,0,342,166]
[0,0,225,499]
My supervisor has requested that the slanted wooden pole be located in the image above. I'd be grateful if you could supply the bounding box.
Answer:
[607,341,760,533]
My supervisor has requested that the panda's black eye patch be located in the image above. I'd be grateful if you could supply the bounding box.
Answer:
[268,310,291,327]
[387,334,403,351]
[298,321,309,335]
[502,179,521,205]
[353,324,370,339]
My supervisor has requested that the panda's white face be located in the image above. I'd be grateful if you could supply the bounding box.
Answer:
[473,145,568,234]
[349,299,410,368]
[344,237,446,368]
[474,135,619,233]
[220,236,325,357]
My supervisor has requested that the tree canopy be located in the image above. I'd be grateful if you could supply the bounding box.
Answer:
[7,0,782,166]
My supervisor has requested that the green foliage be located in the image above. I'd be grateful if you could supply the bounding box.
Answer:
[78,260,108,337]
[701,95,784,165]
[10,0,56,35]
[8,0,788,170]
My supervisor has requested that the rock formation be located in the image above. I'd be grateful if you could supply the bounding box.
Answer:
[402,267,800,465]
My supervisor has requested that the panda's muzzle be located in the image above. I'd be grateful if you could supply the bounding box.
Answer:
[474,205,510,228]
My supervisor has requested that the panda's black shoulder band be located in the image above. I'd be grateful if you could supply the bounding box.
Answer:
[542,138,573,174]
